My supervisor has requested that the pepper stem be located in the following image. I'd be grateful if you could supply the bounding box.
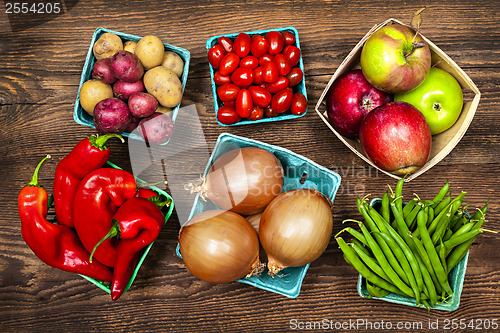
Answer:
[90,134,124,150]
[147,195,172,209]
[89,219,121,263]
[28,155,51,187]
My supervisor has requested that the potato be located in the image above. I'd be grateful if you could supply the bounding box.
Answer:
[161,51,184,78]
[143,66,183,108]
[93,33,123,60]
[123,40,137,54]
[79,79,113,115]
[155,105,172,114]
[94,97,131,135]
[135,35,165,70]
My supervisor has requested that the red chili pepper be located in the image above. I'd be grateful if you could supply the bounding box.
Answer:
[53,134,124,228]
[73,168,137,267]
[18,155,113,282]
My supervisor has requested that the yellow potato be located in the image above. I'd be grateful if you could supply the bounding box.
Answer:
[123,40,137,54]
[156,105,172,114]
[79,79,113,115]
[161,51,184,78]
[135,35,165,70]
[93,33,123,60]
[144,66,183,108]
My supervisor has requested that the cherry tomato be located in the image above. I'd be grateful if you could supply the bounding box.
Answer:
[264,105,279,118]
[266,31,285,55]
[218,37,233,53]
[217,83,240,102]
[251,35,269,57]
[271,88,293,113]
[235,89,253,118]
[263,76,289,93]
[248,86,271,107]
[282,31,296,45]
[291,93,307,115]
[253,66,264,85]
[263,61,279,83]
[258,54,274,66]
[234,33,251,57]
[213,71,231,85]
[231,67,254,87]
[286,67,303,87]
[239,55,259,69]
[217,105,240,125]
[224,100,235,107]
[207,45,226,69]
[219,53,240,76]
[273,54,292,76]
[282,45,301,67]
[248,106,264,121]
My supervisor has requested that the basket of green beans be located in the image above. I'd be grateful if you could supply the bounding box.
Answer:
[336,178,494,311]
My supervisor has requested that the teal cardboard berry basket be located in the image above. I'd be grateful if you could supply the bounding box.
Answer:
[176,133,341,298]
[74,27,190,144]
[206,27,308,126]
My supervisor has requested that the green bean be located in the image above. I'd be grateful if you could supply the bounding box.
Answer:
[364,202,389,233]
[443,228,485,256]
[407,202,424,231]
[413,205,433,238]
[336,226,368,246]
[427,206,435,227]
[351,239,371,256]
[394,177,405,213]
[449,210,464,231]
[438,239,448,274]
[411,230,443,296]
[432,179,450,207]
[372,233,411,285]
[403,198,418,219]
[451,214,469,233]
[390,200,415,250]
[434,194,451,216]
[432,195,465,245]
[415,254,438,306]
[356,197,380,233]
[443,228,453,242]
[426,201,453,236]
[366,280,390,298]
[450,222,475,241]
[350,242,390,282]
[381,191,391,223]
[470,198,489,220]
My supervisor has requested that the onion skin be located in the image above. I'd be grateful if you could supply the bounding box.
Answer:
[259,189,333,275]
[179,210,261,283]
[205,147,284,215]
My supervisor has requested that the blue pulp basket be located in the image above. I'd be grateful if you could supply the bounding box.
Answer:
[176,133,341,298]
[206,27,308,126]
[356,198,469,311]
[74,27,190,144]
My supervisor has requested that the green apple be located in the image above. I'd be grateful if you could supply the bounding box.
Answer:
[394,67,463,135]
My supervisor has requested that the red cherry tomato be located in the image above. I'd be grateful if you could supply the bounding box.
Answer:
[264,105,279,118]
[248,106,264,121]
[286,67,303,87]
[207,45,226,69]
[258,54,274,66]
[231,67,254,87]
[213,71,231,85]
[266,31,285,55]
[239,55,259,69]
[235,89,253,118]
[282,45,301,67]
[291,93,307,115]
[234,33,251,58]
[250,35,269,58]
[217,83,240,102]
[282,31,296,45]
[271,89,293,113]
[263,76,289,94]
[248,86,271,108]
[217,105,240,125]
[273,54,292,76]
[263,61,279,83]
[219,53,240,76]
[218,37,233,53]
[253,66,264,85]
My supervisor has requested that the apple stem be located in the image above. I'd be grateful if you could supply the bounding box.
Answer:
[433,103,441,112]
[404,41,426,58]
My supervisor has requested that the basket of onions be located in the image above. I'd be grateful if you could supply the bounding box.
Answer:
[176,133,342,298]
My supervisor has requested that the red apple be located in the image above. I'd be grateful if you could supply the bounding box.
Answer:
[326,69,392,138]
[359,102,432,175]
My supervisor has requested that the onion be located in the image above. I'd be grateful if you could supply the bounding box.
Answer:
[178,210,262,283]
[246,212,263,234]
[259,189,333,275]
[190,147,284,215]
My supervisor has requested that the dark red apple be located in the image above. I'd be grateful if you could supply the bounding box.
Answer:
[326,69,391,138]
[359,101,432,175]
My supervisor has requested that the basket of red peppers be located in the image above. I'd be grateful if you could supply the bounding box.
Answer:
[17,134,174,300]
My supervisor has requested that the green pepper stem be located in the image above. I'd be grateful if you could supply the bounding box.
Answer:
[89,219,121,263]
[28,155,51,187]
[147,195,172,209]
[91,134,124,150]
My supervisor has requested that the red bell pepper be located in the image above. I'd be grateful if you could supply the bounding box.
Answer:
[73,167,137,267]
[53,134,123,228]
[18,155,113,282]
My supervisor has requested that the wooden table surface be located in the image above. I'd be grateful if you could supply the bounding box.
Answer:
[1,0,499,332]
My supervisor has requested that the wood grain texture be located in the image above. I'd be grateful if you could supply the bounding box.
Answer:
[1,0,499,332]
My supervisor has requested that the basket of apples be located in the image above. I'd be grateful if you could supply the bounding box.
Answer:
[315,10,480,181]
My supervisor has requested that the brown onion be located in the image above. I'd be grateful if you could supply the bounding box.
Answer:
[259,189,334,275]
[195,147,284,215]
[178,210,262,283]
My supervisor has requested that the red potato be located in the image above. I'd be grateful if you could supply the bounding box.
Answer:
[137,112,174,144]
[113,79,145,101]
[92,58,117,84]
[110,51,144,82]
[125,115,141,132]
[128,92,158,118]
[93,97,132,135]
